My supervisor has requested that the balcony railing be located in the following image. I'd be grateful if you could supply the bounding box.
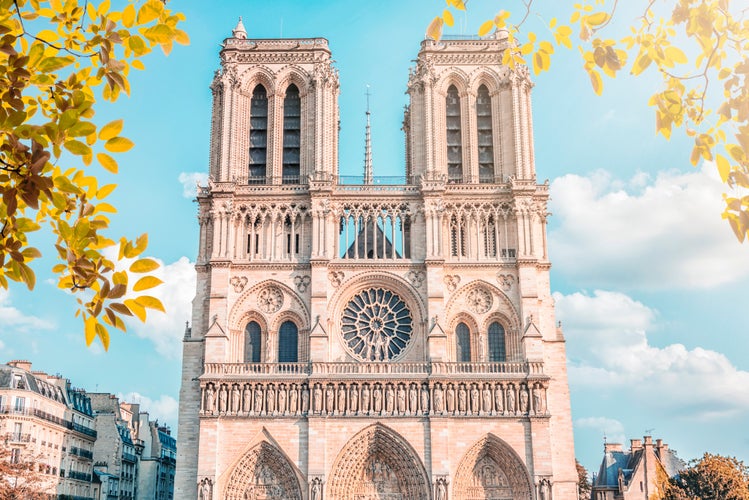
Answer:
[0,406,97,438]
[122,452,137,463]
[69,446,94,460]
[4,432,32,443]
[68,470,92,482]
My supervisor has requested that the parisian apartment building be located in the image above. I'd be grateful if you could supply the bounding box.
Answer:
[0,360,176,500]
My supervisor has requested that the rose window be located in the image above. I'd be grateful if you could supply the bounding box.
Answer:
[341,288,413,361]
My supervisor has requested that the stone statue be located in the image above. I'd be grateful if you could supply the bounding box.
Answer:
[278,386,287,414]
[519,385,529,413]
[446,385,455,413]
[482,384,492,413]
[254,386,264,414]
[289,384,298,414]
[373,385,382,413]
[311,477,322,500]
[470,385,480,414]
[458,385,467,413]
[539,479,550,500]
[337,385,346,414]
[421,385,429,414]
[301,384,310,413]
[506,385,516,414]
[266,385,276,414]
[350,385,358,414]
[242,385,251,413]
[314,385,323,414]
[361,384,370,414]
[494,384,504,414]
[231,385,240,413]
[436,479,446,500]
[205,384,215,413]
[479,334,486,361]
[533,384,546,414]
[386,385,395,414]
[434,384,443,413]
[409,384,418,414]
[219,385,228,413]
[325,385,334,414]
[397,385,406,414]
[199,479,212,500]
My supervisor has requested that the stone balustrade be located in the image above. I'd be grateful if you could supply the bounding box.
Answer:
[199,362,549,419]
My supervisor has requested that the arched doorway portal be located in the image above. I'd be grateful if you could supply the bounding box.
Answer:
[328,423,430,499]
[453,434,533,500]
[224,441,303,500]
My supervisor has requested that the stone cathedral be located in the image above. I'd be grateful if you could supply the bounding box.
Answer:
[175,19,578,500]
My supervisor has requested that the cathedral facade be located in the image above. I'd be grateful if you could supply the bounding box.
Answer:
[175,21,577,500]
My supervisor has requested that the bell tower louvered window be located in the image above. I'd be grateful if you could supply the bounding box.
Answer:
[249,85,268,184]
[487,322,506,362]
[456,322,471,362]
[446,85,462,183]
[477,85,494,183]
[278,321,299,362]
[282,84,301,184]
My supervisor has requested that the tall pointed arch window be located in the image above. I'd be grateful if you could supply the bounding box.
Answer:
[278,321,298,363]
[446,85,463,183]
[282,84,301,184]
[249,85,268,184]
[244,321,262,363]
[476,85,494,183]
[487,322,506,362]
[483,215,497,258]
[456,322,471,362]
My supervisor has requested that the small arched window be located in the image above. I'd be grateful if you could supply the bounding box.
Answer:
[487,322,506,362]
[456,322,471,362]
[278,321,298,363]
[282,84,301,184]
[476,84,494,182]
[244,321,262,363]
[249,84,268,184]
[446,85,462,183]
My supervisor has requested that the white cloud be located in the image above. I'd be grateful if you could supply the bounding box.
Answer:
[118,391,179,429]
[556,290,749,420]
[178,171,208,198]
[549,163,749,290]
[0,289,55,332]
[575,416,626,446]
[124,256,196,358]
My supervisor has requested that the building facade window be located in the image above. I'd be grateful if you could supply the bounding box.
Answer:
[278,321,298,363]
[282,84,301,183]
[446,85,462,183]
[14,396,25,412]
[249,84,268,184]
[487,321,506,362]
[244,321,262,363]
[476,85,494,182]
[456,322,471,362]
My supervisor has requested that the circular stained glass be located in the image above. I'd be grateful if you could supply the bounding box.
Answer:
[341,288,413,361]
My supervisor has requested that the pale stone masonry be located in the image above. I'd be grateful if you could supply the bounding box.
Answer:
[175,20,578,499]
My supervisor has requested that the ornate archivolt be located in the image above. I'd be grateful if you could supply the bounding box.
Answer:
[222,439,304,500]
[327,423,430,500]
[453,434,533,500]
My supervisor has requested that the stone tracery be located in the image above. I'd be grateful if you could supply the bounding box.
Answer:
[224,441,302,500]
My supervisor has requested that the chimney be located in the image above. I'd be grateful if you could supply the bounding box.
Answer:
[630,439,643,452]
[7,360,32,372]
[604,442,623,453]
[643,436,654,447]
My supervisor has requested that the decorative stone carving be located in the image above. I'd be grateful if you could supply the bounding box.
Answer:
[444,274,460,292]
[467,286,493,314]
[198,477,213,500]
[293,275,311,293]
[435,476,449,500]
[257,286,284,314]
[406,270,425,288]
[497,273,514,292]
[310,476,323,500]
[224,441,302,500]
[230,276,248,293]
[328,271,344,288]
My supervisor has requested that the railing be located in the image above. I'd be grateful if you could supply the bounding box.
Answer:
[0,406,97,438]
[68,470,92,482]
[337,176,411,185]
[4,432,32,443]
[122,452,137,463]
[69,446,94,460]
[203,361,541,377]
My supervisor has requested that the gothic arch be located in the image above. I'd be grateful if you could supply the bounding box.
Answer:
[445,279,519,330]
[223,440,304,500]
[327,423,431,500]
[468,68,503,96]
[447,312,479,362]
[436,67,470,96]
[228,279,310,333]
[276,66,311,97]
[453,434,533,500]
[238,65,276,95]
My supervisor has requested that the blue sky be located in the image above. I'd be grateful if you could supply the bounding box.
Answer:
[3,0,748,475]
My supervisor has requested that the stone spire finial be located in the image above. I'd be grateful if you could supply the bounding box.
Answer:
[232,17,247,39]
[363,85,373,185]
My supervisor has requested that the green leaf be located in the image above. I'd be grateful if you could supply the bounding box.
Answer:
[64,140,92,156]
[38,56,74,73]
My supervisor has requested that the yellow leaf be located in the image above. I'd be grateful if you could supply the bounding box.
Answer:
[447,0,466,11]
[131,60,145,71]
[136,0,162,25]
[443,9,454,27]
[124,298,146,322]
[174,29,190,46]
[64,140,91,156]
[99,119,123,141]
[39,56,74,73]
[716,154,730,182]
[143,24,174,44]
[427,16,443,40]
[586,12,609,26]
[665,46,687,65]
[631,53,652,76]
[130,258,159,273]
[105,137,134,153]
[113,270,128,286]
[588,69,603,95]
[96,153,119,173]
[133,276,163,292]
[84,316,97,346]
[137,295,166,313]
[122,4,136,27]
[478,20,494,37]
[95,322,110,350]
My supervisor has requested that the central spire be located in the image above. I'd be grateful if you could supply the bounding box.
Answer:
[363,85,373,185]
